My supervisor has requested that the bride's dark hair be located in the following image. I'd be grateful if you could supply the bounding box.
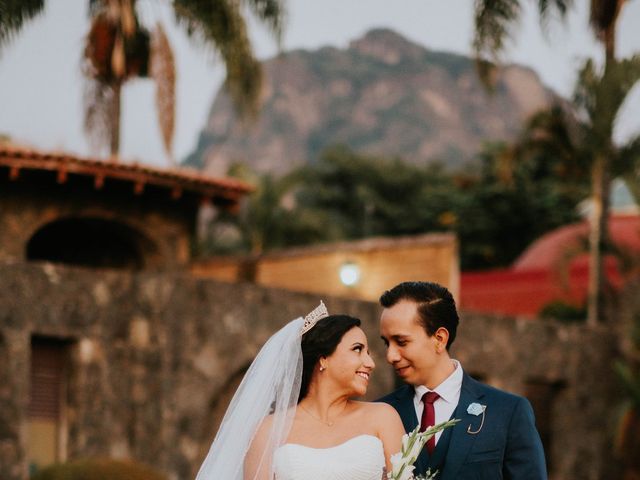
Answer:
[299,314,361,401]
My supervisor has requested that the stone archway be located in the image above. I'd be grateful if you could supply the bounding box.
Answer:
[26,217,159,270]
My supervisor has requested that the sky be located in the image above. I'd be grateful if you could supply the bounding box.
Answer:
[0,0,639,168]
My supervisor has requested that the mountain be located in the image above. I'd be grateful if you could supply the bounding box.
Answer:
[184,28,557,175]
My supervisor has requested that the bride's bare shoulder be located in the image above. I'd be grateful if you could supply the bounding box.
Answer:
[352,401,401,421]
[352,401,404,446]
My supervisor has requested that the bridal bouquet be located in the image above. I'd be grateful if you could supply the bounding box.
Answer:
[387,419,459,480]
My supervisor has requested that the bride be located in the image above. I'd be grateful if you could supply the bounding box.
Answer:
[195,302,405,480]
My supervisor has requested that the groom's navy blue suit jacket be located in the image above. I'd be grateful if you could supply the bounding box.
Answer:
[378,372,547,480]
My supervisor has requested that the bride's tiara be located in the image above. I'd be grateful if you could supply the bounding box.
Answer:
[301,301,329,335]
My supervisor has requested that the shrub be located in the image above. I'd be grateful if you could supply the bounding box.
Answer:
[539,300,586,323]
[31,458,168,480]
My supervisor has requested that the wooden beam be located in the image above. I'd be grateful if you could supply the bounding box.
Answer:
[56,168,67,184]
[134,181,145,195]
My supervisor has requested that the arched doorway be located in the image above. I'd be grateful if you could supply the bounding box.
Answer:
[26,217,158,270]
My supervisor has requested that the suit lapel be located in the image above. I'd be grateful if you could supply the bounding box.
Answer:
[391,385,432,475]
[393,384,419,433]
[440,373,484,480]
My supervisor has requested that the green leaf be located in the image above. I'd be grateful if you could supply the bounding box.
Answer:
[0,0,45,54]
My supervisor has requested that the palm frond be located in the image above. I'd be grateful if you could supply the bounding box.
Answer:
[537,0,573,30]
[173,0,263,119]
[82,75,116,155]
[151,22,176,165]
[472,0,521,85]
[473,0,572,86]
[619,134,640,199]
[609,55,640,106]
[0,0,45,53]
[242,0,286,45]
[575,56,640,150]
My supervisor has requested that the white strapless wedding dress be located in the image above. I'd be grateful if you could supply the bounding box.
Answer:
[273,434,385,480]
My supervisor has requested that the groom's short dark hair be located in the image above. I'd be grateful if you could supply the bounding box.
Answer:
[380,281,459,349]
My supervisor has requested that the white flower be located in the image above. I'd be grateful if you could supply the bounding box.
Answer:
[401,427,424,463]
[415,468,439,480]
[398,465,415,480]
[387,419,459,480]
[466,402,486,416]
[390,452,404,471]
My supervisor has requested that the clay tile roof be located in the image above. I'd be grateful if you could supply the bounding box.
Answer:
[0,144,253,207]
[513,213,640,271]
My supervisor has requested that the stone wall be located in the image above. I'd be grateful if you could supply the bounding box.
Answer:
[454,314,620,480]
[0,263,621,480]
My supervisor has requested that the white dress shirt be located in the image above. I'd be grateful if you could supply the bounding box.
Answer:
[413,359,463,444]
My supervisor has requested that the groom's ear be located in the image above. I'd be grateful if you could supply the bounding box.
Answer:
[433,327,449,350]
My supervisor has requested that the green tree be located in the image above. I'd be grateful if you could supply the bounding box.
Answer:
[0,0,284,159]
[288,145,584,270]
[202,163,337,256]
[295,146,457,240]
[201,145,586,269]
[508,57,640,320]
[473,0,636,324]
[454,141,588,269]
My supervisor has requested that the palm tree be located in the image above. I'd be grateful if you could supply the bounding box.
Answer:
[511,55,640,313]
[473,0,633,324]
[0,0,285,161]
[82,0,176,159]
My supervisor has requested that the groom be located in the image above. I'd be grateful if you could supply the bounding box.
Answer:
[378,281,547,479]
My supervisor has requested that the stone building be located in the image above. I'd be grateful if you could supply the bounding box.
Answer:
[0,144,252,478]
[0,144,626,480]
[0,144,251,269]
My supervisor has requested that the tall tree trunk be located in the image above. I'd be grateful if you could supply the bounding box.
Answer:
[604,19,616,66]
[110,82,122,158]
[587,156,610,325]
[587,17,617,325]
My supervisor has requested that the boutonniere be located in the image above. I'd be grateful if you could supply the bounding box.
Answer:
[466,402,486,416]
[466,403,486,434]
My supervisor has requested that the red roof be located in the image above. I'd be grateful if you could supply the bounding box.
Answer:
[514,214,640,271]
[0,144,253,208]
[461,214,640,317]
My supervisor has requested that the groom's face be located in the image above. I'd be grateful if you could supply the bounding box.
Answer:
[380,299,439,387]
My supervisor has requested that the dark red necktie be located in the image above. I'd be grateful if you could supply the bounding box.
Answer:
[420,391,440,455]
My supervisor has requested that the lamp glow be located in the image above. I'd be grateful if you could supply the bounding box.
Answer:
[339,262,361,286]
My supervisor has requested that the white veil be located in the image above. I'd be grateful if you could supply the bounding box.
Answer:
[195,317,304,480]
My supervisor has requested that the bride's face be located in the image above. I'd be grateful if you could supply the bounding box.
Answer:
[323,327,375,397]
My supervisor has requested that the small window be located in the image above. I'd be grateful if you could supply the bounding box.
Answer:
[28,336,71,474]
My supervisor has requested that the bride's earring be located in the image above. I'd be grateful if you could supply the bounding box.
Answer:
[319,364,326,372]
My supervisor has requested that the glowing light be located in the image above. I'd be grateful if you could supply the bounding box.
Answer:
[339,262,361,286]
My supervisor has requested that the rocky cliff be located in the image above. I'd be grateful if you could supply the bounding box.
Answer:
[185,28,557,175]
